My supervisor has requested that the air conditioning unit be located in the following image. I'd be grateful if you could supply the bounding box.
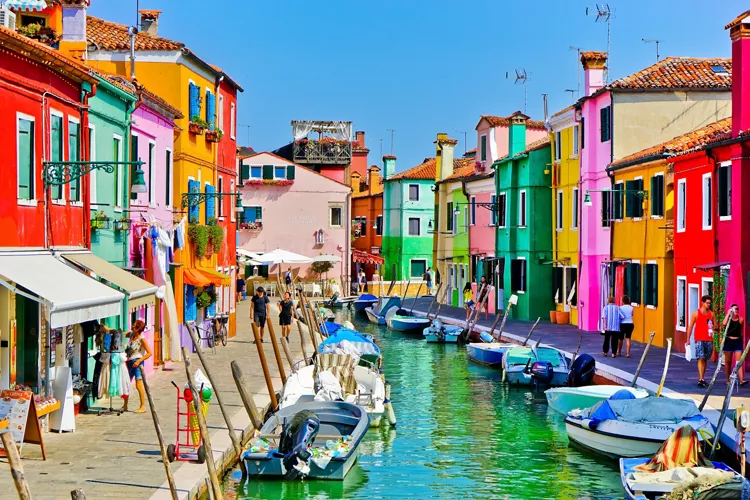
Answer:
[0,7,16,30]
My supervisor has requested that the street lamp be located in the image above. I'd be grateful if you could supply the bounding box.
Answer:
[235,192,244,213]
[43,159,147,194]
[181,190,244,210]
[131,165,148,194]
[583,189,649,207]
[583,192,592,206]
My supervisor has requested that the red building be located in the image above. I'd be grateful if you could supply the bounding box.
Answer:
[351,164,385,281]
[0,26,97,248]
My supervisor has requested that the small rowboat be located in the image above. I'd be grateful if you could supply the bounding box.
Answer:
[466,342,516,366]
[545,385,649,416]
[353,294,378,313]
[364,296,402,325]
[423,319,463,343]
[502,346,570,386]
[387,309,431,333]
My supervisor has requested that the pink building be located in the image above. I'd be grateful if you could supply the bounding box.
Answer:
[128,83,181,373]
[238,152,352,281]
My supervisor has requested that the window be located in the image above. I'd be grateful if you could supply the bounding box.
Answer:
[556,190,564,230]
[243,206,262,223]
[17,115,35,201]
[701,278,713,299]
[49,113,64,201]
[552,267,564,303]
[274,166,286,179]
[230,103,236,140]
[410,259,427,278]
[572,187,579,229]
[625,178,644,218]
[113,135,123,207]
[148,142,156,206]
[89,125,96,204]
[408,184,419,201]
[165,149,172,207]
[230,180,236,222]
[650,174,665,217]
[719,162,732,218]
[330,206,343,227]
[600,105,611,142]
[376,215,383,236]
[497,193,506,227]
[251,166,262,179]
[613,182,625,220]
[565,267,578,306]
[677,179,686,232]
[519,190,527,227]
[573,125,580,156]
[446,202,453,232]
[205,183,215,223]
[218,94,225,132]
[480,135,487,161]
[624,262,641,305]
[677,277,687,329]
[554,131,562,161]
[358,216,367,236]
[470,196,476,225]
[601,191,611,227]
[68,120,80,202]
[702,173,712,229]
[511,259,527,293]
[217,177,224,217]
[580,117,585,150]
[643,263,658,307]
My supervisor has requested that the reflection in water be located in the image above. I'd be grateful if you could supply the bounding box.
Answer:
[223,311,622,499]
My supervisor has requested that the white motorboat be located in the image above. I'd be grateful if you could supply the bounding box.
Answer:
[280,354,387,427]
[502,345,570,386]
[545,385,649,415]
[565,395,714,459]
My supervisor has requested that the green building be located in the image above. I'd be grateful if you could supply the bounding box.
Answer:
[382,156,436,281]
[494,112,554,320]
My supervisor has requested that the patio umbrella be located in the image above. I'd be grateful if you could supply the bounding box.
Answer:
[256,249,313,264]
[312,254,342,263]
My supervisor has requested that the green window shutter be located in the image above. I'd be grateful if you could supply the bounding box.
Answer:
[256,206,263,221]
[651,264,658,307]
[612,184,624,220]
[446,202,453,231]
[634,263,641,303]
[624,180,636,218]
[287,165,295,180]
[481,136,487,161]
[241,164,250,181]
[601,191,611,227]
[262,165,274,180]
[635,179,644,217]
[51,116,62,200]
[643,264,650,306]
[18,118,34,200]
[600,106,611,142]
[69,121,80,202]
[650,176,665,217]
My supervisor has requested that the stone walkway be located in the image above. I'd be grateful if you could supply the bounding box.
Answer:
[0,299,312,500]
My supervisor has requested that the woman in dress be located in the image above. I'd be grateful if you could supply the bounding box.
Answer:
[278,292,294,342]
[124,319,152,413]
[722,304,748,386]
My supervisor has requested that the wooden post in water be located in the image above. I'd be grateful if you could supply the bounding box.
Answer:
[231,361,263,430]
[280,334,295,369]
[699,317,732,411]
[265,319,287,384]
[409,283,424,314]
[495,294,517,338]
[71,489,86,500]
[485,312,503,342]
[425,283,442,319]
[522,318,542,347]
[1,430,31,500]
[631,331,656,388]
[251,322,279,410]
[141,371,180,498]
[710,339,750,458]
[184,324,247,477]
[182,348,223,500]
[656,338,672,397]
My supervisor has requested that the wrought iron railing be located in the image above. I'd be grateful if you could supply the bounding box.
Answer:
[293,140,352,165]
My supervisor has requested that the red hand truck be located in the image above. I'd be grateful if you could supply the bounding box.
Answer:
[166,381,206,463]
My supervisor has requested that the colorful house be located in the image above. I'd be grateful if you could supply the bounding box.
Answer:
[382,157,436,282]
[549,105,581,325]
[351,163,384,281]
[494,113,553,320]
[577,52,732,332]
[237,152,351,283]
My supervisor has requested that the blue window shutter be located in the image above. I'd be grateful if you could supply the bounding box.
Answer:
[243,207,256,222]
[188,179,199,223]
[185,285,197,322]
[206,91,216,130]
[205,185,215,223]
[207,287,216,317]
[189,84,200,121]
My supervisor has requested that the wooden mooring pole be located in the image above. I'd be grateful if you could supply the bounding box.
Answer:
[265,319,288,384]
[230,361,263,431]
[1,430,31,500]
[630,331,655,388]
[251,322,279,410]
[141,371,179,499]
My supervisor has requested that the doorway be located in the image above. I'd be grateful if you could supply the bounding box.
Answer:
[15,294,39,391]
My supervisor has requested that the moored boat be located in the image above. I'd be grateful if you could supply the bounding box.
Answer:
[423,319,463,343]
[466,342,516,366]
[353,293,378,312]
[364,296,402,325]
[387,309,431,333]
[545,385,649,415]
[242,401,368,480]
[502,346,570,386]
[318,328,381,366]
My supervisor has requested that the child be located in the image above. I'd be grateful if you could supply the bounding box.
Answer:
[463,282,475,321]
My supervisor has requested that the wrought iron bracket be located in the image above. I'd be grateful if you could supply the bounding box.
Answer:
[455,201,501,214]
[181,191,240,209]
[43,161,144,186]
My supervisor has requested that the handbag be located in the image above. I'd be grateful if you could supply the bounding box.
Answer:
[685,333,695,362]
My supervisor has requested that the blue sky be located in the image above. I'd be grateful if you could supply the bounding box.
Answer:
[90,1,741,171]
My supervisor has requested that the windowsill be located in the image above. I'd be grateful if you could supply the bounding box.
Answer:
[677,228,686,233]
[633,217,643,222]
[51,200,66,206]
[556,228,563,232]
[518,226,527,229]
[149,203,157,209]
[166,205,174,212]
[571,154,579,159]
[702,226,712,231]
[719,216,732,221]
[646,305,656,310]
[517,290,526,294]
[114,207,123,213]
[330,225,342,228]
[218,216,225,222]
[17,199,37,207]
[632,303,640,307]
[571,227,578,231]
[676,325,687,332]
[651,215,663,220]
[70,201,83,207]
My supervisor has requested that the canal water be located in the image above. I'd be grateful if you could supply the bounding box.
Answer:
[223,310,622,499]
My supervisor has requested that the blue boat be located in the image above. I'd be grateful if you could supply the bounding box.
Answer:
[423,319,462,343]
[353,294,378,313]
[318,328,381,365]
[387,309,431,333]
[466,342,516,366]
[242,401,369,481]
[364,296,402,325]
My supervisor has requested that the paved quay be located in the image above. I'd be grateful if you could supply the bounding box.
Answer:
[0,299,312,500]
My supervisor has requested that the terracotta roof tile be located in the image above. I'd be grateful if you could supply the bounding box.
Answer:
[444,158,478,181]
[388,158,436,181]
[610,118,733,167]
[609,57,731,90]
[550,104,575,119]
[476,113,546,131]
[522,136,551,154]
[139,9,162,20]
[725,10,750,30]
[87,16,183,51]
[465,148,476,155]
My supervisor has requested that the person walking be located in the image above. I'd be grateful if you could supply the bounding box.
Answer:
[687,295,715,387]
[721,304,747,386]
[463,282,475,321]
[601,297,623,358]
[618,295,635,357]
[358,270,367,294]
[285,267,293,288]
[423,267,433,295]
[250,286,271,343]
[123,320,152,413]
[236,276,246,302]
[278,291,294,342]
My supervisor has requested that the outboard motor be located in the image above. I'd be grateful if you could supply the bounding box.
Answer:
[279,410,320,479]
[530,361,554,385]
[568,354,596,387]
[326,292,340,307]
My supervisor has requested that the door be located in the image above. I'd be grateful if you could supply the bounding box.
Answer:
[15,295,39,391]
[688,284,700,338]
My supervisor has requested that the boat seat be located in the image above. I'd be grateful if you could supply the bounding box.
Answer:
[315,354,358,394]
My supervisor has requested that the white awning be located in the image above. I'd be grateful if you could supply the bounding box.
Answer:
[0,249,124,328]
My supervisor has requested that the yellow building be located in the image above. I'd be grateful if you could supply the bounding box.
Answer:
[606,153,674,347]
[549,106,580,325]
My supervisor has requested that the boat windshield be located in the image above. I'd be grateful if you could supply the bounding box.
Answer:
[505,347,566,367]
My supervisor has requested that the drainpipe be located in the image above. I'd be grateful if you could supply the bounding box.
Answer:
[81,83,96,250]
[345,190,352,291]
[128,27,138,80]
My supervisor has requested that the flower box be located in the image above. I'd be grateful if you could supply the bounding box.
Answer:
[91,219,110,230]
[239,221,263,231]
[189,122,205,135]
[244,179,294,187]
[113,219,132,231]
[205,130,223,143]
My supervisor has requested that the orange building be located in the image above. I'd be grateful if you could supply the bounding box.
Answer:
[351,164,385,281]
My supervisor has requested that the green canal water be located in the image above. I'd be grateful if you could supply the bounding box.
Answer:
[223,310,622,499]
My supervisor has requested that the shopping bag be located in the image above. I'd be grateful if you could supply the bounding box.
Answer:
[685,341,695,362]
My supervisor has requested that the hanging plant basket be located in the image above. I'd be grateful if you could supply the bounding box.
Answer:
[113,219,132,231]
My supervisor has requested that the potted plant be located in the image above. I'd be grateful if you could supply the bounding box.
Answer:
[113,215,131,231]
[188,224,209,259]
[207,217,224,253]
[196,290,212,309]
[205,128,223,142]
[189,116,209,135]
[91,210,110,230]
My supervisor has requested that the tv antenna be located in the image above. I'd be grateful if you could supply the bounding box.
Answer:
[238,125,251,146]
[386,129,396,155]
[569,46,582,96]
[564,89,577,103]
[506,68,530,113]
[642,38,664,62]
[586,4,614,83]
[455,131,468,155]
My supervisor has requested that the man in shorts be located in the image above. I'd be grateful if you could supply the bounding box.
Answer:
[250,286,270,343]
[687,295,714,387]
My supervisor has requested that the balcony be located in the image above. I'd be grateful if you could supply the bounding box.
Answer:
[293,139,352,165]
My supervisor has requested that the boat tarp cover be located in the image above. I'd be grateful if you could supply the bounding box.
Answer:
[356,294,377,301]
[610,389,637,400]
[584,397,701,424]
[318,330,380,357]
[505,347,566,367]
[322,321,343,334]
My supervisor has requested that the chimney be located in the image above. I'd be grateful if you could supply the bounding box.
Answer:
[508,111,528,156]
[382,155,396,179]
[368,166,380,194]
[139,10,162,36]
[355,131,366,149]
[351,172,362,194]
[728,11,750,137]
[435,134,458,181]
[581,51,607,96]
[59,0,88,61]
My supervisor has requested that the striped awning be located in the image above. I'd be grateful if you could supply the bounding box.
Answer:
[6,0,49,11]
[352,249,384,265]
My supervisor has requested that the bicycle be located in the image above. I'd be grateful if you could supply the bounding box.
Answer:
[189,314,228,354]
